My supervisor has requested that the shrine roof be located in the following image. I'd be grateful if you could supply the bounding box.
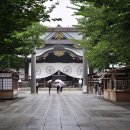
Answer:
[0,68,19,76]
[27,45,83,58]
[47,27,78,32]
[44,40,73,44]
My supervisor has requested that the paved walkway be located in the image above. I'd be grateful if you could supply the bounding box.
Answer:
[0,91,130,130]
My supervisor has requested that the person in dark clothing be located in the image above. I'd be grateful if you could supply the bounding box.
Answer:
[36,82,39,93]
[47,80,53,94]
[94,83,98,94]
[56,84,60,94]
[56,81,65,93]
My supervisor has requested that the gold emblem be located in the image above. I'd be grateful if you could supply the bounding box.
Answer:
[55,32,63,40]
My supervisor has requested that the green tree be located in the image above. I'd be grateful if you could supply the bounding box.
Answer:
[0,0,60,55]
[4,22,47,80]
[71,0,130,70]
[0,22,47,68]
[13,22,47,55]
[0,55,25,70]
[0,0,62,72]
[21,22,47,80]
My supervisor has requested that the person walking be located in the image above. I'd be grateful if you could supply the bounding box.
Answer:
[94,83,98,94]
[36,81,39,93]
[56,82,61,94]
[55,79,65,93]
[60,81,65,93]
[78,78,82,88]
[47,80,53,94]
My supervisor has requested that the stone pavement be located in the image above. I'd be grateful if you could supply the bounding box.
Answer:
[0,90,130,130]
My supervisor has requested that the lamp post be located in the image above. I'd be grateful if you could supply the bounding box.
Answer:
[31,47,36,93]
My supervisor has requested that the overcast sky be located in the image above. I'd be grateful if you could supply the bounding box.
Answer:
[43,0,78,27]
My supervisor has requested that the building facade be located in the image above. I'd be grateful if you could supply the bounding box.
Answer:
[21,25,88,88]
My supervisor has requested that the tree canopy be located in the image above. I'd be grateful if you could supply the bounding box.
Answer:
[0,0,61,69]
[0,21,47,69]
[13,22,47,55]
[0,0,60,55]
[71,0,130,69]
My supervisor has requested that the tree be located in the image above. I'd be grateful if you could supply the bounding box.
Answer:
[0,54,25,70]
[4,22,47,80]
[0,0,62,71]
[13,22,47,55]
[70,0,130,70]
[0,0,60,55]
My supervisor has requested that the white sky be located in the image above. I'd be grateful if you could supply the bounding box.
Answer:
[43,0,78,27]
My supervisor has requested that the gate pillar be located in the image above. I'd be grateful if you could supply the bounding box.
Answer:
[82,48,88,94]
[31,48,36,93]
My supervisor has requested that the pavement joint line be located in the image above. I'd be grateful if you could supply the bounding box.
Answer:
[62,93,82,130]
[42,93,54,130]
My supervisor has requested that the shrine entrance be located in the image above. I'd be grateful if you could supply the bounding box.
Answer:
[28,25,88,93]
[37,70,79,88]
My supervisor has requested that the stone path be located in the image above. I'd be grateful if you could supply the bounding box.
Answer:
[0,91,130,130]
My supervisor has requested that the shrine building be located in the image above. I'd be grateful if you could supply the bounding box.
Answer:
[27,25,86,87]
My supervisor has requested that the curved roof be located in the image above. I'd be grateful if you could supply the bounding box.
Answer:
[28,45,83,59]
[28,26,83,59]
[47,27,78,32]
